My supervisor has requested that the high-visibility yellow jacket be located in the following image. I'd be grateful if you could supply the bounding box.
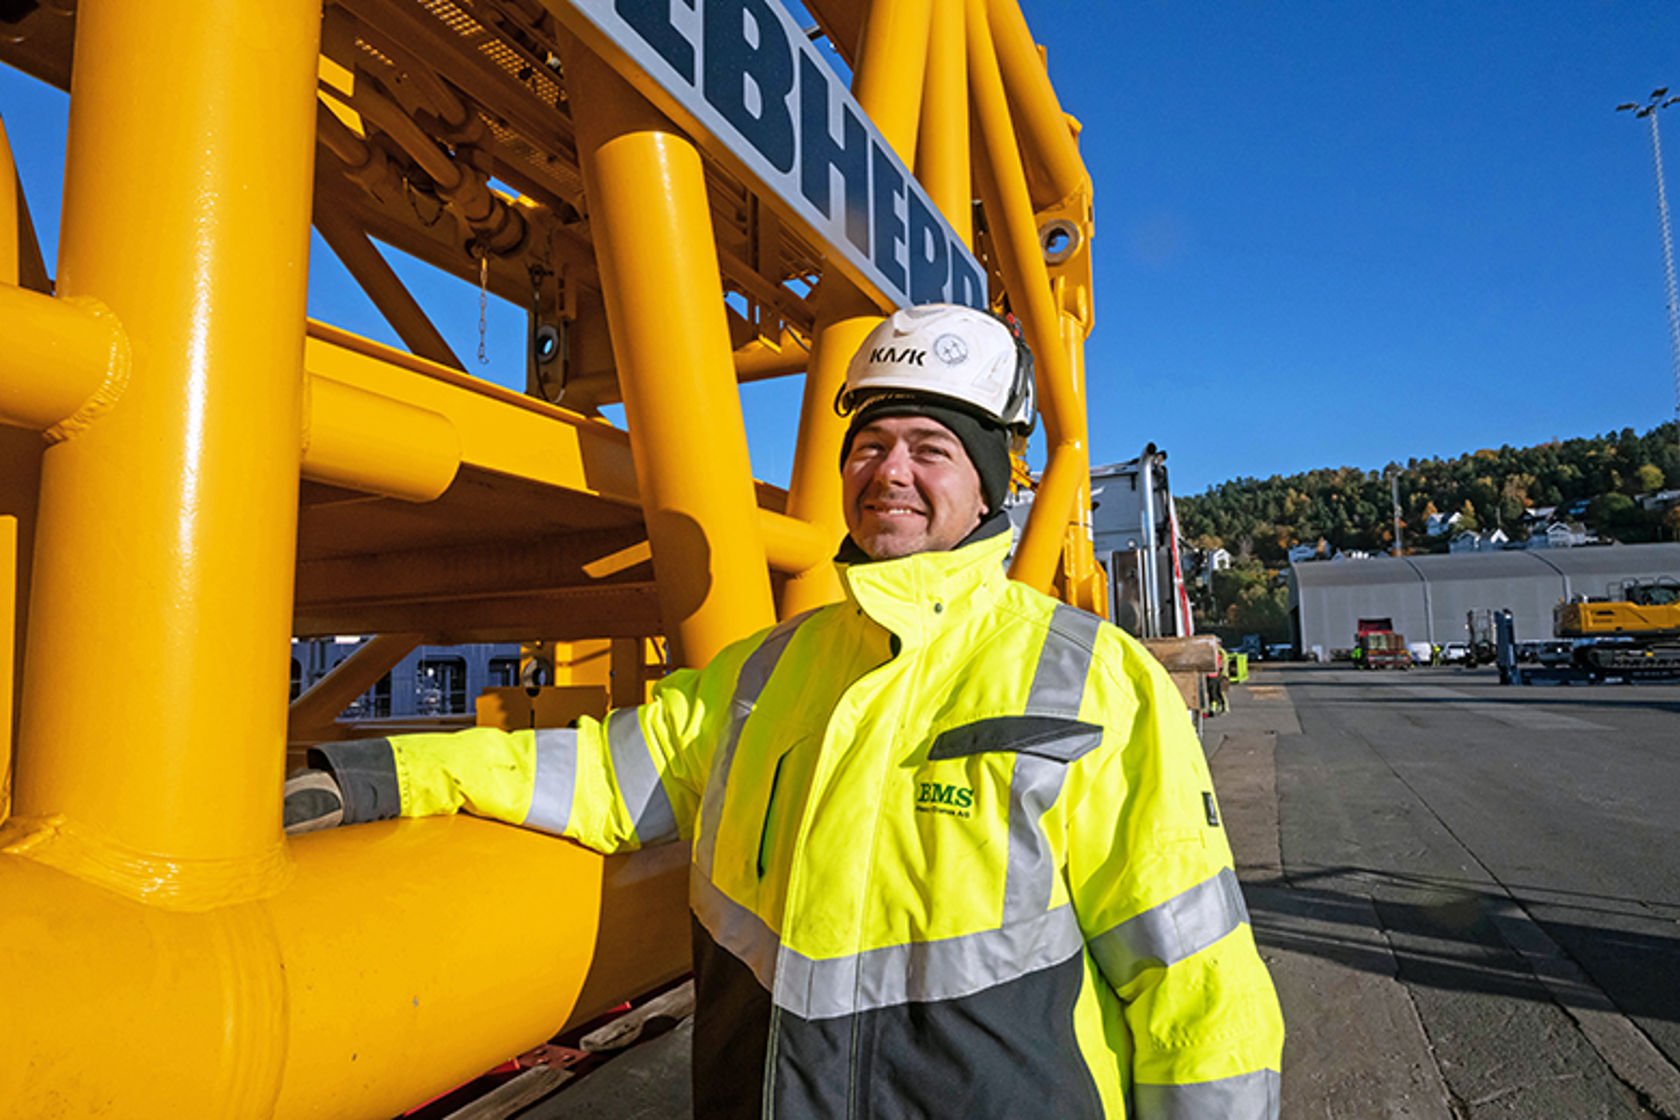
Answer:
[316,526,1283,1118]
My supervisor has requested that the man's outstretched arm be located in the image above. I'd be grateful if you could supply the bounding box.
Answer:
[283,635,761,851]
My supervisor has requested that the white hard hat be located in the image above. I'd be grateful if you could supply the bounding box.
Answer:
[839,304,1036,434]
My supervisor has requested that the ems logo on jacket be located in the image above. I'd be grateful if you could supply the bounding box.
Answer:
[915,780,974,817]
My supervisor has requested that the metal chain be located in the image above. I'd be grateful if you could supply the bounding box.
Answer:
[477,246,490,366]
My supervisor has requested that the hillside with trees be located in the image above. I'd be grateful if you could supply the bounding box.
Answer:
[1181,421,1680,640]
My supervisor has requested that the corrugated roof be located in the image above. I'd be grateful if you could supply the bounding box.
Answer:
[1291,542,1680,588]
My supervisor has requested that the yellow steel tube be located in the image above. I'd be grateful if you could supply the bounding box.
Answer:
[562,38,775,665]
[1056,292,1100,609]
[0,283,128,435]
[781,0,937,615]
[967,0,1089,592]
[1,114,51,296]
[10,0,321,898]
[986,0,1089,208]
[0,819,690,1118]
[314,208,465,370]
[560,327,811,409]
[302,375,461,501]
[758,506,832,575]
[0,113,16,285]
[853,0,934,161]
[917,0,973,246]
[1,515,12,823]
[779,300,875,614]
[344,79,462,190]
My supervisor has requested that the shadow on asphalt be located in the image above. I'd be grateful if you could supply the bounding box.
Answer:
[1271,676,1680,714]
[1298,693,1680,714]
[1242,866,1680,1027]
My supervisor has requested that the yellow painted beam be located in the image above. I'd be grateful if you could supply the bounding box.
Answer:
[313,208,465,370]
[0,515,13,825]
[0,820,689,1119]
[0,283,127,435]
[967,0,1090,594]
[783,0,940,616]
[917,0,973,246]
[986,0,1090,209]
[0,113,17,286]
[853,0,934,159]
[563,36,776,666]
[302,327,825,572]
[302,374,461,502]
[295,528,650,611]
[293,583,664,646]
[306,323,640,507]
[9,0,322,902]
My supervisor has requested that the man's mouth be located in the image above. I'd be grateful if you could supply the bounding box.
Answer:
[863,500,926,519]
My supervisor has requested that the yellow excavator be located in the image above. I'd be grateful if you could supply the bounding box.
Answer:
[1554,578,1680,675]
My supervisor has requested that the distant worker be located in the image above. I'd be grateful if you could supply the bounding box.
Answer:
[286,304,1285,1118]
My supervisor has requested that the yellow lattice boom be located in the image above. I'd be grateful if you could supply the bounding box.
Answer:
[0,0,1098,1114]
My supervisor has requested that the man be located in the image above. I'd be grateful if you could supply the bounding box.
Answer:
[286,304,1285,1118]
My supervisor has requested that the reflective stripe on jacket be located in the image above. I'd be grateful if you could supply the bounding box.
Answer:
[322,528,1283,1118]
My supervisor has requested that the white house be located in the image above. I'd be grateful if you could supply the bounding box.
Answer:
[1449,529,1508,553]
[1636,489,1680,513]
[1524,522,1593,550]
[1425,511,1464,537]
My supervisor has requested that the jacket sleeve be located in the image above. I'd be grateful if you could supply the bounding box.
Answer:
[308,633,762,854]
[1064,630,1284,1117]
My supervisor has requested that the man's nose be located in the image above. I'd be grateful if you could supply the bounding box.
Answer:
[870,444,914,484]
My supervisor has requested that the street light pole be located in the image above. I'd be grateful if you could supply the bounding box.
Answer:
[1618,89,1680,451]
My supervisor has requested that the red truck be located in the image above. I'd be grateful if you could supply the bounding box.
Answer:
[1355,618,1411,670]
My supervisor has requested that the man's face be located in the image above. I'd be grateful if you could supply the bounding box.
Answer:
[841,414,986,561]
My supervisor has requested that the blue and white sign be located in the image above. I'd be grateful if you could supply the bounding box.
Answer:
[560,0,987,311]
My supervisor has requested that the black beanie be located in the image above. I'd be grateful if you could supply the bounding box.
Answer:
[840,393,1012,514]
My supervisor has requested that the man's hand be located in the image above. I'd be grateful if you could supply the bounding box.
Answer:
[284,769,346,834]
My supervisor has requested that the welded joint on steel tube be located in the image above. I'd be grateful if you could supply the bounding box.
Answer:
[43,297,130,442]
[0,810,295,910]
[0,284,131,440]
[301,374,462,502]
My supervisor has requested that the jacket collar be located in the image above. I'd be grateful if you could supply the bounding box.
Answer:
[836,511,1013,645]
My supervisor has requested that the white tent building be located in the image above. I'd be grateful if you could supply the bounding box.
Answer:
[1287,543,1680,658]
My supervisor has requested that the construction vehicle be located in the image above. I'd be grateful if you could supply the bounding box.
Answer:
[0,1,1100,1115]
[1465,608,1497,666]
[1353,618,1410,670]
[1554,578,1680,677]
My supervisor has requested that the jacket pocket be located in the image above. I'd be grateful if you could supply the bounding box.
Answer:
[757,749,789,879]
[926,715,1103,763]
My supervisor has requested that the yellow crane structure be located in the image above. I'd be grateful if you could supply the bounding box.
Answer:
[0,0,1098,1114]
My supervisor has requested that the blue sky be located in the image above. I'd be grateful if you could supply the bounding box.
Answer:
[4,2,1680,495]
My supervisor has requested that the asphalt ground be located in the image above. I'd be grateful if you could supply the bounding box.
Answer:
[1214,663,1680,1120]
[509,663,1680,1119]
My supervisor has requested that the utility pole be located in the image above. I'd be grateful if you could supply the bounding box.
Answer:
[1391,469,1403,556]
[1618,89,1680,456]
